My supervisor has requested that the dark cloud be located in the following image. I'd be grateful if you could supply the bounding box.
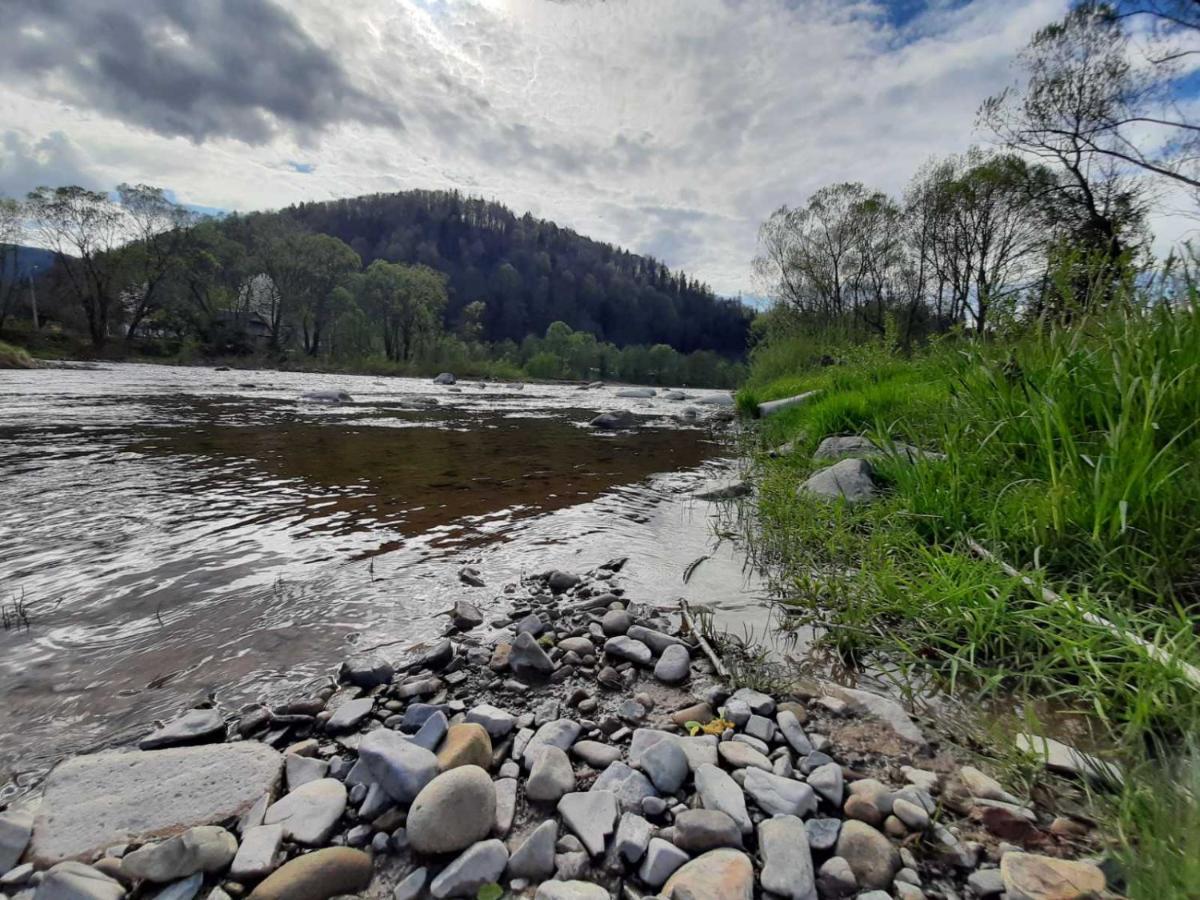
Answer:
[0,131,101,198]
[2,0,400,144]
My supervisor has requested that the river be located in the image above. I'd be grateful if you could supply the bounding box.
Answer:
[0,363,773,796]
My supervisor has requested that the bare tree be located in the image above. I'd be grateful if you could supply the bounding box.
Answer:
[115,184,199,341]
[24,186,125,348]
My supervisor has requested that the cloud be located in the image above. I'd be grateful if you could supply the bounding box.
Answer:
[0,0,399,144]
[0,131,102,197]
[14,0,1193,296]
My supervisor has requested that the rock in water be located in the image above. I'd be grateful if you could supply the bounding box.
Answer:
[139,709,226,750]
[0,809,33,873]
[589,411,637,430]
[247,848,372,900]
[835,820,900,890]
[759,816,817,900]
[662,849,754,900]
[798,458,876,503]
[999,851,1106,899]
[451,601,484,630]
[29,744,282,867]
[338,655,394,688]
[300,390,352,403]
[407,766,497,854]
[358,728,438,802]
[34,861,125,900]
[121,826,237,882]
[262,779,346,846]
[428,839,508,899]
[433,372,456,385]
[557,791,618,857]
[436,723,492,771]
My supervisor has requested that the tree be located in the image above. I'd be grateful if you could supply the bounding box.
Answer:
[0,198,24,333]
[25,186,125,347]
[356,260,447,362]
[980,3,1151,284]
[292,233,360,356]
[114,184,199,341]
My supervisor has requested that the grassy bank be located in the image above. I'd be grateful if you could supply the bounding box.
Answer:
[0,339,35,369]
[738,306,1200,896]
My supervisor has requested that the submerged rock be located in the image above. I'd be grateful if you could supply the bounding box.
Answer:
[433,372,456,385]
[589,410,638,430]
[300,390,352,404]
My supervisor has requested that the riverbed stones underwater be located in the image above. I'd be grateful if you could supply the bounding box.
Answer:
[2,564,1113,900]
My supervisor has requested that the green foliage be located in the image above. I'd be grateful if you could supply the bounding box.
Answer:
[476,883,503,900]
[0,339,34,369]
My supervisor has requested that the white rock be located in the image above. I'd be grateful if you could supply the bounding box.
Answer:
[557,791,618,856]
[228,825,282,880]
[263,779,346,845]
[759,815,817,900]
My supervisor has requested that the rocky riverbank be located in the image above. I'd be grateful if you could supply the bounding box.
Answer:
[0,562,1113,900]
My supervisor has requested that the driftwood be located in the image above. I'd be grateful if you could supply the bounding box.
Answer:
[757,390,820,418]
[967,538,1200,691]
[679,599,729,680]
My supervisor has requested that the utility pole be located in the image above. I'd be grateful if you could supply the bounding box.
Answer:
[29,265,38,331]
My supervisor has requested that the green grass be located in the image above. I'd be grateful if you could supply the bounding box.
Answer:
[739,304,1200,895]
[0,339,35,369]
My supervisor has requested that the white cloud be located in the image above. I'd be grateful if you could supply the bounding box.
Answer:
[3,0,1192,294]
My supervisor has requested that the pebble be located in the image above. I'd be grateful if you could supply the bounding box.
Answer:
[759,815,817,900]
[493,778,518,837]
[625,625,684,655]
[339,655,394,688]
[653,645,691,684]
[509,632,554,679]
[835,820,900,890]
[673,809,743,852]
[717,742,772,772]
[0,811,33,874]
[603,636,652,666]
[662,848,755,900]
[694,764,752,834]
[571,741,621,769]
[744,714,775,742]
[634,735,689,793]
[35,862,124,900]
[245,848,372,900]
[436,723,492,771]
[590,761,659,812]
[723,698,751,727]
[743,767,818,817]
[557,791,618,856]
[534,881,608,900]
[263,780,347,846]
[730,687,775,716]
[410,711,449,751]
[893,797,931,830]
[613,813,654,864]
[806,817,841,852]
[465,704,516,739]
[139,709,226,750]
[966,867,1005,897]
[816,856,857,898]
[507,820,558,880]
[557,637,595,656]
[358,729,438,803]
[450,601,483,630]
[807,762,844,806]
[637,838,689,888]
[228,825,283,880]
[428,839,508,899]
[522,720,582,769]
[392,868,427,900]
[902,766,941,792]
[324,698,374,732]
[527,747,577,802]
[601,609,631,635]
[407,766,496,854]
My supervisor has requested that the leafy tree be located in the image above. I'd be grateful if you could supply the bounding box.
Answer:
[355,260,447,361]
[0,197,24,333]
[25,185,125,347]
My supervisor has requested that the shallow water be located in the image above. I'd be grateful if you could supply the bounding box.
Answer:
[0,363,774,790]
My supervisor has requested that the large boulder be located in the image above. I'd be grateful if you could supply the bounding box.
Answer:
[29,744,282,867]
[799,458,876,503]
[407,766,497,855]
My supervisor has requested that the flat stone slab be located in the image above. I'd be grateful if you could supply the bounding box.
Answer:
[30,743,283,866]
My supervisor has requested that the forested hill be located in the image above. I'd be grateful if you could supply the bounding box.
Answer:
[272,190,751,355]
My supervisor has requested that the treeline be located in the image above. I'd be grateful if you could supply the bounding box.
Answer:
[753,2,1199,347]
[0,186,751,387]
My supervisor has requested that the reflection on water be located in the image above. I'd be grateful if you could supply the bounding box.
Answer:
[0,363,769,788]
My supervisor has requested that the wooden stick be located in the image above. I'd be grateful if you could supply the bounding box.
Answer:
[967,538,1200,691]
[679,599,729,680]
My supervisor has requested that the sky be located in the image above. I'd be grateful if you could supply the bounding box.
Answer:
[1,0,1194,298]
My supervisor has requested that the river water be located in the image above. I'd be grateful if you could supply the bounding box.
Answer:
[0,363,773,792]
